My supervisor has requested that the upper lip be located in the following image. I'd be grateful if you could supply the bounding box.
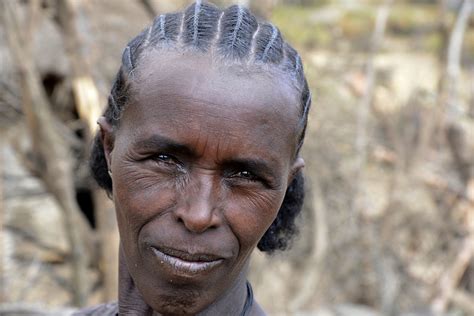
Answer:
[151,245,224,262]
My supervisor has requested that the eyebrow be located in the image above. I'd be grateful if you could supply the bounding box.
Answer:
[133,134,195,157]
[222,158,275,175]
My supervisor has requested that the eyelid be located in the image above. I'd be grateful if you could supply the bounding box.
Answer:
[152,153,182,167]
[226,169,269,187]
[155,153,173,161]
[231,170,258,181]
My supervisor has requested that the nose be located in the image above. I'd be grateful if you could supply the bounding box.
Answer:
[174,174,221,234]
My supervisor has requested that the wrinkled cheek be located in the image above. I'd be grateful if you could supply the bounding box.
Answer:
[113,179,177,247]
[227,193,283,251]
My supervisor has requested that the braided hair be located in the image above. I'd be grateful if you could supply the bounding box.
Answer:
[90,1,311,253]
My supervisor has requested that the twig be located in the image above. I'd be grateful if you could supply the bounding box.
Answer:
[351,0,393,230]
[451,289,474,315]
[289,182,328,311]
[446,124,472,185]
[430,3,474,312]
[15,256,43,302]
[444,0,473,116]
[470,66,474,117]
[431,236,474,315]
[351,2,396,314]
[0,135,5,303]
[5,224,69,260]
[420,171,474,204]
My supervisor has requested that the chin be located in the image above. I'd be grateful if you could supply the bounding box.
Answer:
[132,262,221,315]
[145,287,211,316]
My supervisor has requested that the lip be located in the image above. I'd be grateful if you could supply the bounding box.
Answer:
[150,246,224,276]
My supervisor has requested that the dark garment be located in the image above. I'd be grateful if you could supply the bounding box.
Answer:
[72,302,118,316]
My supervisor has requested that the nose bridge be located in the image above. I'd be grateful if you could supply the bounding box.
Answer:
[176,172,221,233]
[192,174,215,208]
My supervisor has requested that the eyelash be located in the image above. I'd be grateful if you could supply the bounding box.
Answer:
[155,154,173,162]
[231,170,259,182]
[151,154,180,167]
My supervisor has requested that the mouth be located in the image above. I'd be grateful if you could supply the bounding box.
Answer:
[150,245,224,276]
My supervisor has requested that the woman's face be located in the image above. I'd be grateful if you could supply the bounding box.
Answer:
[102,52,304,313]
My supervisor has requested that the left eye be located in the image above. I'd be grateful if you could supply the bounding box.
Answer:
[233,170,257,181]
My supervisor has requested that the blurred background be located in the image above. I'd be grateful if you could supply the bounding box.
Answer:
[0,0,473,315]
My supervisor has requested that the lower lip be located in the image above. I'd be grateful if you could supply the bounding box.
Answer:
[150,247,223,276]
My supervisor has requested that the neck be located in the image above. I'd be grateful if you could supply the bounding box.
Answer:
[118,244,251,315]
[196,264,249,316]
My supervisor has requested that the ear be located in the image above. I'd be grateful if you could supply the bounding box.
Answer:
[288,157,305,185]
[97,116,114,171]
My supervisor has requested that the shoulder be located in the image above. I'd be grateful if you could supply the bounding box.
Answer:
[72,302,118,316]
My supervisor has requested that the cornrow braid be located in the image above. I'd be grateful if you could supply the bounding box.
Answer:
[217,5,258,59]
[90,1,312,253]
[183,2,221,51]
[148,13,184,45]
[159,15,166,39]
[254,23,283,63]
[192,1,201,43]
[283,43,304,83]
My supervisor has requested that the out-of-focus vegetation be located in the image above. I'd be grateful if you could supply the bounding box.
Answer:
[1,0,473,315]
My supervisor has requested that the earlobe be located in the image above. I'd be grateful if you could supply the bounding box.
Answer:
[288,157,305,185]
[97,116,115,171]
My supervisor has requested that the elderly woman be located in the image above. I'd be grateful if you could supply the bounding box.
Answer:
[79,1,311,315]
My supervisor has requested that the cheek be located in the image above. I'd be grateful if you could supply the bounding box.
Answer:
[224,189,285,250]
[113,163,178,238]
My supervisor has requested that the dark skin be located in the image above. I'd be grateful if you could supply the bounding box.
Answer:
[99,52,305,315]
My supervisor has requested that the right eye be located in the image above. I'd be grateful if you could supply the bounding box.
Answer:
[150,153,182,170]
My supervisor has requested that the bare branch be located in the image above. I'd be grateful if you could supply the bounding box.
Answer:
[451,289,474,314]
[445,0,473,114]
[289,183,329,311]
[431,236,474,315]
[351,0,393,229]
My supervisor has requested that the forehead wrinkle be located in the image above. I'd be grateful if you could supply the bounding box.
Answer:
[155,93,256,121]
[194,127,210,159]
[133,92,291,130]
[188,127,243,165]
[122,103,283,149]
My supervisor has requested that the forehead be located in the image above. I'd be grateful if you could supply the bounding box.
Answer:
[133,51,299,115]
[118,51,301,156]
